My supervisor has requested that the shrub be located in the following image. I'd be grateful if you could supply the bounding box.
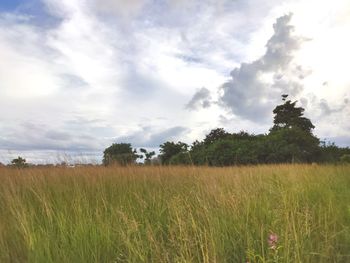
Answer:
[340,154,350,163]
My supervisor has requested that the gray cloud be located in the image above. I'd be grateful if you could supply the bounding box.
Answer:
[0,132,100,152]
[319,98,349,116]
[0,118,116,153]
[186,87,212,110]
[218,13,310,122]
[117,126,189,147]
[262,14,304,70]
[45,130,72,141]
[91,0,148,18]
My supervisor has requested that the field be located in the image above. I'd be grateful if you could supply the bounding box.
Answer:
[0,165,349,262]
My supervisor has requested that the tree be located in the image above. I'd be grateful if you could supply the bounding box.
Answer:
[140,148,156,164]
[265,128,320,163]
[203,128,230,145]
[318,142,346,163]
[271,95,315,133]
[169,152,192,165]
[189,140,208,165]
[268,95,320,163]
[11,156,28,168]
[205,136,262,166]
[154,94,348,166]
[159,141,188,164]
[206,140,236,166]
[103,143,139,166]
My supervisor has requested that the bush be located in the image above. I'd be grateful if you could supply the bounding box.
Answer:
[340,154,350,163]
[169,152,192,165]
[11,156,28,168]
[103,143,139,166]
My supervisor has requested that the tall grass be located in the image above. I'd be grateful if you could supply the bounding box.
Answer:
[0,165,349,262]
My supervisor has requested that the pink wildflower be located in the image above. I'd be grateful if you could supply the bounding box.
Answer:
[267,233,278,249]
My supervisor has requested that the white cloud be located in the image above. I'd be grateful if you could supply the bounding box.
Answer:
[0,0,350,163]
[91,0,148,18]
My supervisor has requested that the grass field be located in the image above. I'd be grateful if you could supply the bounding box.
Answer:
[0,165,349,262]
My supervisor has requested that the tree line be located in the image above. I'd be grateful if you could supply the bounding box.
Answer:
[103,95,350,166]
[3,95,349,168]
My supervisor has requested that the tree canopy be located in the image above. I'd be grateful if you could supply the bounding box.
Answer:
[203,128,230,145]
[271,95,315,133]
[11,156,28,168]
[140,148,156,164]
[103,143,139,166]
[103,95,349,166]
[159,141,188,165]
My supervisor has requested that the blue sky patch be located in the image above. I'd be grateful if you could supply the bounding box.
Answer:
[0,0,26,11]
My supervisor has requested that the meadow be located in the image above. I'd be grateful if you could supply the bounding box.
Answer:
[0,165,349,262]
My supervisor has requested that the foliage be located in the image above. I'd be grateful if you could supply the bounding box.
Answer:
[188,129,322,166]
[165,95,337,166]
[340,154,350,163]
[103,143,139,166]
[270,95,315,133]
[169,152,193,165]
[139,148,156,164]
[203,128,230,145]
[159,141,188,165]
[206,139,258,166]
[189,140,208,165]
[10,156,28,168]
[101,95,349,166]
[265,127,320,163]
[319,142,350,163]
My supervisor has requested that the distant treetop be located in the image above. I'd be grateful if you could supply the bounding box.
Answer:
[271,95,315,133]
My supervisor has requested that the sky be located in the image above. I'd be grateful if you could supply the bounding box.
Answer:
[0,0,349,164]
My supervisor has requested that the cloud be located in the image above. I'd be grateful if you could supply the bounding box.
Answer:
[91,0,148,18]
[218,13,310,122]
[319,98,349,116]
[0,149,101,165]
[186,87,212,109]
[116,126,189,147]
[147,126,188,146]
[0,117,118,153]
[1,0,350,165]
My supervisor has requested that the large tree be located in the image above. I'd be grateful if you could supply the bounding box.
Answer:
[268,95,320,162]
[265,128,320,163]
[103,143,139,166]
[271,95,315,133]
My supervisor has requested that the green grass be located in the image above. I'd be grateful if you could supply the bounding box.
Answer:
[0,165,349,262]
